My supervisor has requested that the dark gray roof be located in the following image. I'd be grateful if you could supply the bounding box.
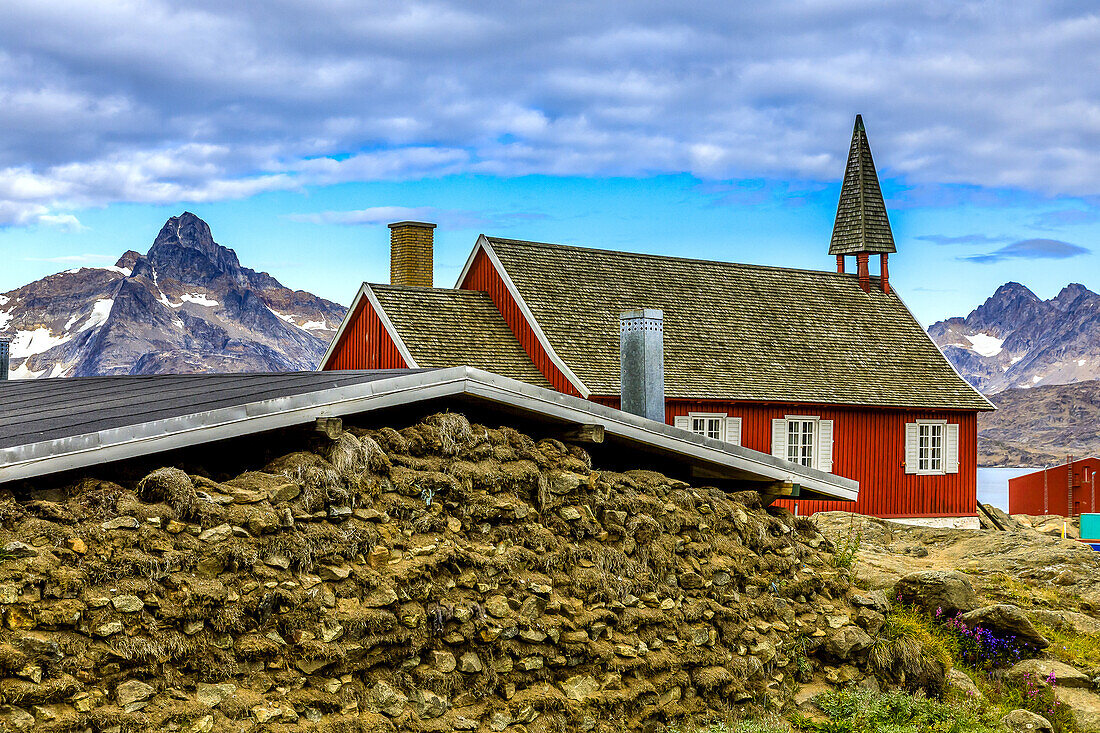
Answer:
[0,371,414,450]
[829,115,896,256]
[0,367,858,501]
[483,237,991,410]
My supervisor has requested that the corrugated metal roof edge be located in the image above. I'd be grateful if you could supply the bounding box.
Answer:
[0,367,858,501]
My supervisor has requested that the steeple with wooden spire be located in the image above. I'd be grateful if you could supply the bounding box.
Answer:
[830,115,895,293]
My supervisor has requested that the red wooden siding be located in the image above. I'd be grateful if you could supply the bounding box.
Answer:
[1009,458,1100,517]
[460,248,582,396]
[592,396,977,518]
[324,294,408,370]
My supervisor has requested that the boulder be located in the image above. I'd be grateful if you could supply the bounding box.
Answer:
[115,680,155,706]
[1053,687,1100,732]
[1000,709,1053,733]
[373,681,407,717]
[893,570,978,615]
[458,652,483,673]
[958,604,1048,649]
[824,625,873,660]
[1027,608,1100,637]
[111,595,144,613]
[561,675,599,701]
[946,668,982,700]
[412,689,449,719]
[101,516,140,531]
[196,682,236,707]
[431,651,456,673]
[1007,659,1091,689]
[3,542,37,558]
[197,524,232,543]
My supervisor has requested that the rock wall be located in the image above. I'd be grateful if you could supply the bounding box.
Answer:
[0,414,879,732]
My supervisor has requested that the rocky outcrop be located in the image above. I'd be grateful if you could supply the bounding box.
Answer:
[893,570,979,616]
[958,605,1048,649]
[1001,708,1053,733]
[0,413,884,732]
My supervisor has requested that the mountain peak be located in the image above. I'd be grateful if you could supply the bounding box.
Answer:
[137,213,247,287]
[930,279,1100,395]
[115,250,142,271]
[991,281,1040,302]
[2,215,347,379]
[1052,282,1096,311]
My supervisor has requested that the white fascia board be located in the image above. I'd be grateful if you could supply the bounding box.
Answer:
[0,369,467,485]
[892,290,996,411]
[319,283,367,370]
[317,283,420,370]
[455,236,591,398]
[460,368,859,500]
[0,366,858,501]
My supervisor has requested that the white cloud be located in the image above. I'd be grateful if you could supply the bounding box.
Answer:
[2,1,1100,225]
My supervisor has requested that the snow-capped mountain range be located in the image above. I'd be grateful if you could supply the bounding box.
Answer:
[929,282,1100,394]
[0,213,346,378]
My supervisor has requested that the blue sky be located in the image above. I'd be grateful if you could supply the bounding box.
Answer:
[2,2,1100,325]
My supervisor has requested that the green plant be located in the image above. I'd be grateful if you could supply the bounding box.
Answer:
[993,672,1078,733]
[829,515,861,569]
[869,605,956,694]
[1032,622,1100,671]
[805,688,995,732]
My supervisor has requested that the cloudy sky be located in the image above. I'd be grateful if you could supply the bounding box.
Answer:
[1,1,1099,323]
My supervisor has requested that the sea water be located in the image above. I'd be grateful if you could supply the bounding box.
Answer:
[976,467,1039,512]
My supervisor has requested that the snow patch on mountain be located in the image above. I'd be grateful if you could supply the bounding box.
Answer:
[930,281,1100,394]
[965,333,1004,357]
[0,212,347,378]
[10,362,44,379]
[11,328,72,358]
[268,307,329,332]
[81,299,114,331]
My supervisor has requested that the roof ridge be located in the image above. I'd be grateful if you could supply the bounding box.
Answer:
[368,283,488,296]
[485,236,879,282]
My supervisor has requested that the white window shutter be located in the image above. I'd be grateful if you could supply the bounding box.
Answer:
[771,418,787,460]
[817,420,834,472]
[725,417,742,446]
[674,416,690,431]
[904,423,919,474]
[945,423,960,474]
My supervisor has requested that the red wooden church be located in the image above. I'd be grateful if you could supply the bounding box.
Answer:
[321,116,993,526]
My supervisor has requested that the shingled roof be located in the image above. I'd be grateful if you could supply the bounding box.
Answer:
[829,115,896,256]
[478,237,991,410]
[369,284,552,389]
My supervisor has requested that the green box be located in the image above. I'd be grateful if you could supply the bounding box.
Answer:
[1082,514,1100,541]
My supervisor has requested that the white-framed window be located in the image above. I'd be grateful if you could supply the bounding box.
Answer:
[674,412,742,445]
[918,422,944,473]
[787,417,817,467]
[771,415,834,472]
[905,420,959,475]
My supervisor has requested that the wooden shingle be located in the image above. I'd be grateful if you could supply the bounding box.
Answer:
[370,285,552,388]
[484,237,990,411]
[829,115,896,256]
